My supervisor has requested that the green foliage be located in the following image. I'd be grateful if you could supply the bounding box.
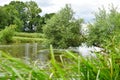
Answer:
[0,1,55,32]
[1,2,24,31]
[0,1,44,32]
[43,4,83,48]
[25,1,42,17]
[48,46,120,79]
[0,5,21,30]
[44,13,55,21]
[24,1,42,32]
[0,6,9,29]
[36,13,55,32]
[86,6,120,48]
[13,17,23,31]
[0,25,16,44]
[9,1,28,31]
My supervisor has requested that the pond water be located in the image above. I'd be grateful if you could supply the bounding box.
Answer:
[0,43,45,60]
[0,43,104,62]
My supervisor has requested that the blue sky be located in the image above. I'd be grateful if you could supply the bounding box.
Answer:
[0,0,120,22]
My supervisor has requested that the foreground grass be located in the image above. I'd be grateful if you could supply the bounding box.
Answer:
[0,51,48,80]
[0,46,120,80]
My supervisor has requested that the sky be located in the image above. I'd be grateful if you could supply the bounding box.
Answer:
[0,0,120,23]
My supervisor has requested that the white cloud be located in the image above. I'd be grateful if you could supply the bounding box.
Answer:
[0,0,120,22]
[0,0,11,6]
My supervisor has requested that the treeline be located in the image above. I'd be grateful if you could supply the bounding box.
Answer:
[0,1,55,32]
[1,1,120,51]
[86,5,120,50]
[43,4,120,49]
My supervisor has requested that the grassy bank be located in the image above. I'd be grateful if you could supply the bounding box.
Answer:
[14,32,45,38]
[13,32,46,43]
[12,36,45,43]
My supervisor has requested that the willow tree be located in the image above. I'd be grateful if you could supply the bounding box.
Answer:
[86,5,120,50]
[43,4,84,48]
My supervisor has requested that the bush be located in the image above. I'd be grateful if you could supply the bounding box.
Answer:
[0,25,16,44]
[86,6,120,48]
[43,4,84,48]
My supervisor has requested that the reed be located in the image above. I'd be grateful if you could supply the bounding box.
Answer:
[0,46,120,80]
[0,51,48,80]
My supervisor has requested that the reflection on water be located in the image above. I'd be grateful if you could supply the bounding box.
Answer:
[0,43,104,63]
[0,43,45,60]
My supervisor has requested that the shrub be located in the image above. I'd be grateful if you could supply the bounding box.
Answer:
[86,6,120,49]
[43,4,84,48]
[0,25,16,44]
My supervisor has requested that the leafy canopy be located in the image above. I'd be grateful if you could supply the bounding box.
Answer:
[86,5,120,49]
[43,4,84,48]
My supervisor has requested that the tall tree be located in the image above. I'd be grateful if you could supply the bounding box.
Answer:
[36,13,55,32]
[0,1,55,32]
[0,6,10,29]
[25,1,42,32]
[4,4,23,31]
[9,1,27,31]
[43,4,83,48]
[86,6,120,49]
[0,1,43,32]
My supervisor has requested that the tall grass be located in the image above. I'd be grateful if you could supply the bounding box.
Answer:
[0,46,120,80]
[47,46,120,80]
[0,51,48,80]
